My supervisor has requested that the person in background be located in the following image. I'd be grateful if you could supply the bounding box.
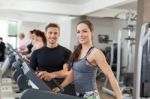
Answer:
[0,37,6,66]
[52,20,122,99]
[26,30,34,54]
[25,29,46,60]
[18,32,28,54]
[32,29,46,50]
[21,30,34,59]
[30,23,75,95]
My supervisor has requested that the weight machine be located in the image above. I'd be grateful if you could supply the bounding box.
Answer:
[135,23,150,99]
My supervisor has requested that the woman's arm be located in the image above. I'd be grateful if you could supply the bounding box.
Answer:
[94,48,122,99]
[52,70,74,93]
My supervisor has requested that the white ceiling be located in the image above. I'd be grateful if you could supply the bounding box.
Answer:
[0,0,137,21]
[29,0,91,4]
[88,1,137,19]
[115,1,137,10]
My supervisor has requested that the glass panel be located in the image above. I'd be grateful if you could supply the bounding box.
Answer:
[8,21,17,36]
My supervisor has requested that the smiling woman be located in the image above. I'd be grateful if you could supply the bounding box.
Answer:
[52,20,122,99]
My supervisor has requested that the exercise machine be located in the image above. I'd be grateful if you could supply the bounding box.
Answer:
[5,43,51,91]
[135,22,150,99]
[102,41,117,96]
[1,43,85,99]
[102,25,135,99]
[20,89,85,99]
[2,46,16,77]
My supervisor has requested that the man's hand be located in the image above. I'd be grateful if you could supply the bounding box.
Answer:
[37,71,56,81]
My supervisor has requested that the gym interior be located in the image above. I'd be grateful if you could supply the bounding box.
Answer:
[0,0,150,99]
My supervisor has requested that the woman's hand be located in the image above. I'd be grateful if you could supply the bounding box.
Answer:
[52,87,61,93]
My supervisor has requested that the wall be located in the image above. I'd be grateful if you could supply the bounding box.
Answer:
[58,19,71,49]
[19,21,46,41]
[0,12,73,49]
[19,20,72,49]
[0,20,8,43]
[70,17,127,51]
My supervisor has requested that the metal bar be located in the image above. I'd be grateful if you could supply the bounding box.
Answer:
[117,29,122,82]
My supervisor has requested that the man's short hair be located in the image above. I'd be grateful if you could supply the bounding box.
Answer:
[45,23,60,32]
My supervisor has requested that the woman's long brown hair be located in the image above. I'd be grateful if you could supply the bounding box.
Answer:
[68,20,93,68]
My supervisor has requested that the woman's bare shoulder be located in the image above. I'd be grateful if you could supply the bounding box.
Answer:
[92,48,104,55]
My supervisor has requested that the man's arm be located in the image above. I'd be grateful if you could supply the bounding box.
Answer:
[38,63,70,81]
